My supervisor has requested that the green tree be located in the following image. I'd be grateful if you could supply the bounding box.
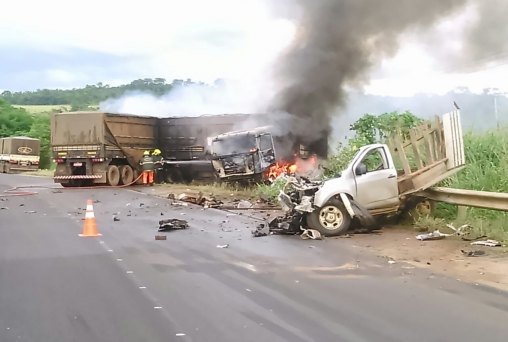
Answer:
[324,111,422,178]
[27,113,52,169]
[0,99,34,137]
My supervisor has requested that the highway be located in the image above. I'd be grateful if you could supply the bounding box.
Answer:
[1,174,507,342]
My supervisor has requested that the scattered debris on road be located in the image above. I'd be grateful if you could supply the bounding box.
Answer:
[461,249,486,257]
[252,223,270,237]
[155,235,167,240]
[24,210,37,214]
[158,219,189,231]
[236,200,253,209]
[300,229,322,240]
[216,244,229,248]
[0,207,8,210]
[113,216,120,222]
[471,239,502,247]
[416,230,447,241]
[168,191,223,208]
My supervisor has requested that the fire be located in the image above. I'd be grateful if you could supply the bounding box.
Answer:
[265,155,320,182]
[266,161,298,181]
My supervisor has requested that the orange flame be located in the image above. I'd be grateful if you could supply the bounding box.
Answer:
[266,161,298,181]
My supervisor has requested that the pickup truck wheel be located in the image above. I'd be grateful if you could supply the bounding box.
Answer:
[119,165,134,185]
[106,165,120,186]
[307,198,351,236]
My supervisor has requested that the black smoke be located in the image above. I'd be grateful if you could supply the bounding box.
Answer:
[268,0,508,156]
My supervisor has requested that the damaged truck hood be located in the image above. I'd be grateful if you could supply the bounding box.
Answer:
[278,174,356,213]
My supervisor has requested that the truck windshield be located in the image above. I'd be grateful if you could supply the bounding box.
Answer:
[212,134,256,156]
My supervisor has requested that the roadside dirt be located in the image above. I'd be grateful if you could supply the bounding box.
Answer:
[147,183,508,292]
[349,226,508,292]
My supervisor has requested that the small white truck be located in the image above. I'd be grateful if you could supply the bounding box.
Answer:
[0,136,40,173]
[277,110,465,236]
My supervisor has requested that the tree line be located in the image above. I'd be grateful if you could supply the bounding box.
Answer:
[0,78,205,109]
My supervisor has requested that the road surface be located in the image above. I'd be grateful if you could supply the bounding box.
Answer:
[1,174,507,342]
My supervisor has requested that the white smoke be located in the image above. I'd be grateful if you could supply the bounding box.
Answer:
[99,79,273,117]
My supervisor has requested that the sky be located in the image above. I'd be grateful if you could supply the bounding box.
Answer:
[1,0,507,97]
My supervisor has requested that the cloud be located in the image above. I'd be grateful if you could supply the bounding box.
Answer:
[0,0,293,91]
[0,46,137,90]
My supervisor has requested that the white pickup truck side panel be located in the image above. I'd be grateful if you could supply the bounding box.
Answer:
[313,144,399,210]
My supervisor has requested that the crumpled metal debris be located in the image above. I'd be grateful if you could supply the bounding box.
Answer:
[300,229,322,240]
[294,196,314,213]
[470,239,501,247]
[158,219,189,231]
[446,224,472,236]
[252,223,270,237]
[169,191,223,208]
[237,200,253,209]
[461,249,486,257]
[416,230,447,241]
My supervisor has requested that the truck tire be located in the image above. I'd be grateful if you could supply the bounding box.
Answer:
[306,198,351,236]
[119,165,134,185]
[106,165,120,186]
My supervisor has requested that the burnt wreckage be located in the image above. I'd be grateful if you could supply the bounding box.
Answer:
[159,114,329,183]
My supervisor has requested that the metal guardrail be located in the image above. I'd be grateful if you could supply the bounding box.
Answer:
[418,187,508,212]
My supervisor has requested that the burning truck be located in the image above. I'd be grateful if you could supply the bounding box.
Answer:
[210,127,276,183]
[210,125,327,183]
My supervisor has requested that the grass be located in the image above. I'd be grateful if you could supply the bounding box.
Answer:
[434,128,508,240]
[22,169,54,177]
[254,177,286,201]
[14,105,71,114]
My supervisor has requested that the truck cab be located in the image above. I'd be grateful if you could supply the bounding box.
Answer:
[211,128,276,182]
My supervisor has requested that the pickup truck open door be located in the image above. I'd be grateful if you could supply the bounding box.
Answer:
[353,145,399,210]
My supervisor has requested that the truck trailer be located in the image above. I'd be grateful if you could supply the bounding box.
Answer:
[51,112,158,187]
[0,136,40,173]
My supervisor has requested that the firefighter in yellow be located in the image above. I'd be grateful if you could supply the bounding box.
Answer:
[140,150,155,185]
[152,149,164,183]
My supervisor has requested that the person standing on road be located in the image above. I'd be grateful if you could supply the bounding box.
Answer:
[140,150,155,185]
[152,148,164,183]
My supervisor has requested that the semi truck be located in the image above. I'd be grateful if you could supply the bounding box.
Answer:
[51,112,330,186]
[51,112,158,187]
[0,136,40,173]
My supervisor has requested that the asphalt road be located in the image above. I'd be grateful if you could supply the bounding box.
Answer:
[1,174,508,342]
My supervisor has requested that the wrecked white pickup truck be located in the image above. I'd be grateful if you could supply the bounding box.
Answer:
[270,110,465,237]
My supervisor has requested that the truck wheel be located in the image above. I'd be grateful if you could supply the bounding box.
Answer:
[119,165,134,185]
[306,198,351,236]
[106,165,120,186]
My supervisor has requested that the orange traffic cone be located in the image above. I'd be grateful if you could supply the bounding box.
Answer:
[79,199,102,237]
